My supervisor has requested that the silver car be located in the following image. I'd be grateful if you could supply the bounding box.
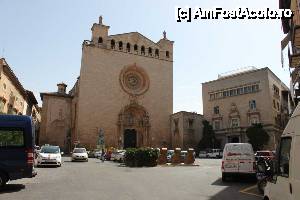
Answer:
[71,148,88,162]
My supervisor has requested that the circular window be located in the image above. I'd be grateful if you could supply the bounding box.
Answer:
[119,64,149,96]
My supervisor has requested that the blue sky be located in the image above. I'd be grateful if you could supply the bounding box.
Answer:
[0,0,290,114]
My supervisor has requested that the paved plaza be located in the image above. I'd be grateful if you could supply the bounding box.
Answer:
[0,158,261,200]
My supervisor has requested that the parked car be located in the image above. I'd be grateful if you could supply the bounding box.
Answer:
[114,150,126,162]
[88,150,96,158]
[167,150,174,163]
[37,145,63,167]
[264,104,300,200]
[221,143,256,181]
[207,149,223,158]
[255,150,275,161]
[112,150,125,162]
[94,150,102,158]
[199,151,207,158]
[110,150,117,161]
[0,115,37,188]
[71,148,88,162]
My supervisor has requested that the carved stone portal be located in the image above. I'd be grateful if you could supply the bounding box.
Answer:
[117,102,150,148]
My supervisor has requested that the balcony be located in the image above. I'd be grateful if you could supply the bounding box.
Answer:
[289,50,300,68]
[292,10,300,48]
[291,68,300,85]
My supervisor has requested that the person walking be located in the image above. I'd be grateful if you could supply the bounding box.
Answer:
[101,148,105,162]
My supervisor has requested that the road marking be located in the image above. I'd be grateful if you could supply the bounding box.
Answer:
[239,184,263,198]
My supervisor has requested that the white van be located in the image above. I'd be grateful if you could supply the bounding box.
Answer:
[264,104,300,200]
[221,143,256,181]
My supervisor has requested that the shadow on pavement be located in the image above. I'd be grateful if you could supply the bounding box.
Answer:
[36,165,59,168]
[210,178,260,200]
[212,176,256,186]
[0,184,25,194]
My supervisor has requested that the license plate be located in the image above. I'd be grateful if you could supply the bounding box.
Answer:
[43,159,55,162]
[225,163,237,168]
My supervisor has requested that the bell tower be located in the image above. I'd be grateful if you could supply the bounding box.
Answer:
[91,16,110,45]
[157,30,174,61]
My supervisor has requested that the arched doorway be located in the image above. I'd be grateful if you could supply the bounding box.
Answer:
[124,129,137,148]
[117,102,150,148]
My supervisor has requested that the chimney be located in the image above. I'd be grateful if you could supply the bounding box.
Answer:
[57,82,67,94]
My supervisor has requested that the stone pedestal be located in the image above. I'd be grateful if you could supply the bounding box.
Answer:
[171,148,181,165]
[158,148,167,165]
[184,148,195,165]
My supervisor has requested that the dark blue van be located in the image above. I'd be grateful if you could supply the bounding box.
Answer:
[0,115,37,188]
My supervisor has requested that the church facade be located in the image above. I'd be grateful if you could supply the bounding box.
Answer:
[40,17,174,151]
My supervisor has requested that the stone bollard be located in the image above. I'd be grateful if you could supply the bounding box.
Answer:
[184,148,195,165]
[158,148,167,165]
[171,148,181,165]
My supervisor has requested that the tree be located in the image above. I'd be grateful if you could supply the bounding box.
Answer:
[197,120,220,151]
[246,123,269,151]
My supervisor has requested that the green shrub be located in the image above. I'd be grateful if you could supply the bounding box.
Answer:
[124,148,136,167]
[124,148,158,167]
[144,148,159,167]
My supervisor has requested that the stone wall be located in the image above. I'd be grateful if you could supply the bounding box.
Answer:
[76,32,173,149]
[39,95,72,150]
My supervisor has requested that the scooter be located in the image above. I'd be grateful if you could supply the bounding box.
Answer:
[256,158,273,194]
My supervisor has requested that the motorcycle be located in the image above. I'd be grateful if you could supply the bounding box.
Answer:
[256,157,273,194]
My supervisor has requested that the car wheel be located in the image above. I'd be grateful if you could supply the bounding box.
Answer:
[0,171,8,188]
[222,173,228,182]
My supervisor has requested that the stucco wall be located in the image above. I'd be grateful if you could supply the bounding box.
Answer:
[170,112,204,150]
[0,64,26,114]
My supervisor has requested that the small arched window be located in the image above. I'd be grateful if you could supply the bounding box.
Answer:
[126,43,131,52]
[118,41,123,50]
[141,46,145,55]
[111,40,115,49]
[98,37,103,43]
[148,47,152,56]
[155,49,159,57]
[134,44,138,52]
[166,51,170,58]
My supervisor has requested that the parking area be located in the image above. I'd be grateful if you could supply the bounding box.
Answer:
[0,158,262,200]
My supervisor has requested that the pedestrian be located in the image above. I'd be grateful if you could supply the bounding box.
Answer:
[101,148,105,162]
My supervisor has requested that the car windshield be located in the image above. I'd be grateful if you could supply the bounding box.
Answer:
[225,145,253,156]
[73,148,86,153]
[41,146,60,154]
